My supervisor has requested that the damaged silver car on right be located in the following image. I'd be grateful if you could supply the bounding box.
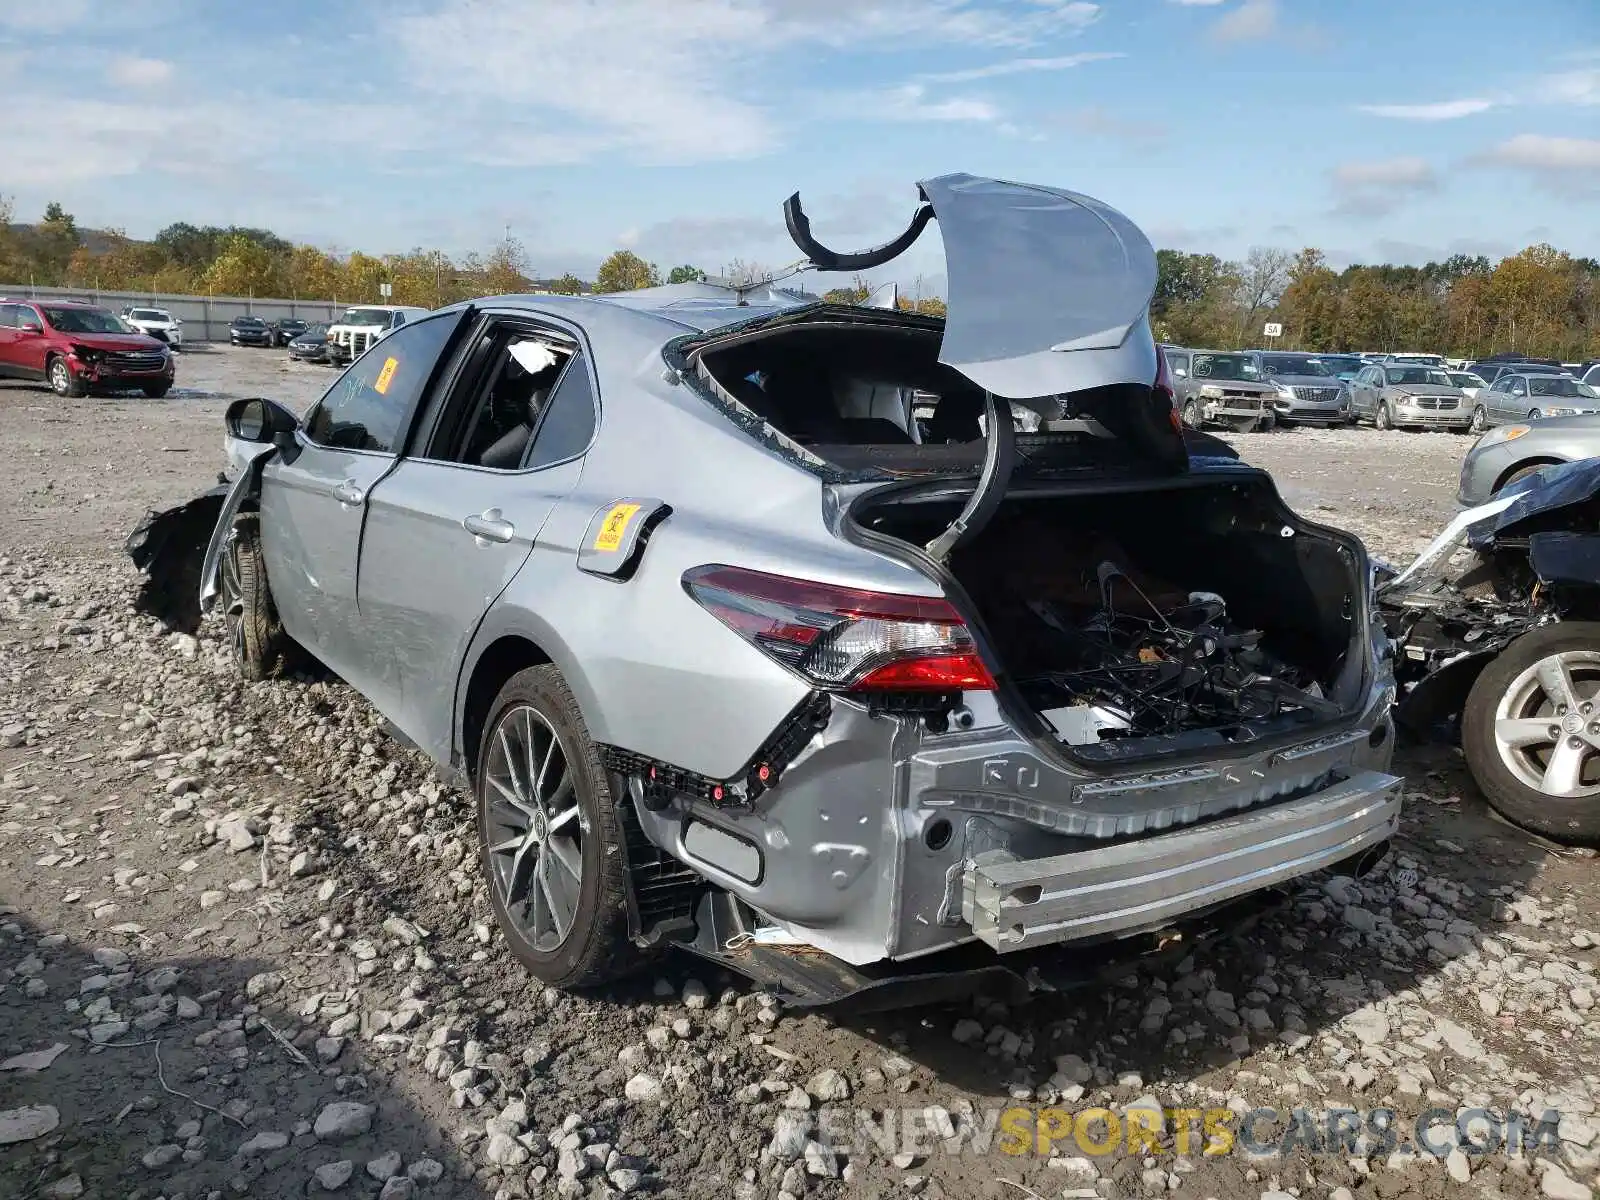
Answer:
[129,174,1400,1009]
[1382,460,1600,844]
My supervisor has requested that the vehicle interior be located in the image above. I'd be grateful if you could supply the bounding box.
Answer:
[429,324,575,469]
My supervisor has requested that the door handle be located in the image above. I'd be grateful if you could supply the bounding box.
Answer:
[331,479,365,506]
[463,508,515,544]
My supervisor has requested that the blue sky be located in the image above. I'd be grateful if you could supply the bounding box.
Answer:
[1,0,1596,288]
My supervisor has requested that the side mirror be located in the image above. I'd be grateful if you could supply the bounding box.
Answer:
[226,397,299,447]
[18,320,41,335]
[1172,367,1187,378]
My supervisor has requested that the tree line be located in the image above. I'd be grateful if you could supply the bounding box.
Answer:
[1155,245,1600,360]
[2,197,1592,357]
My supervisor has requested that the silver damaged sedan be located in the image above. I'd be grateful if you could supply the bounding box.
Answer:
[128,174,1400,1008]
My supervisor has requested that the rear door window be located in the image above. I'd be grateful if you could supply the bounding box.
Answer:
[0,305,17,329]
[304,312,467,454]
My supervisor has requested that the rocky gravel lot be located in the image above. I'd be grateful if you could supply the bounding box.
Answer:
[2,349,1599,1200]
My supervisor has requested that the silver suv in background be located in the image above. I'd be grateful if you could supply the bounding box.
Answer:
[1246,351,1352,426]
[1164,346,1275,431]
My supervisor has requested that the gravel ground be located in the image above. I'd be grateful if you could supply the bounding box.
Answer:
[2,349,1598,1200]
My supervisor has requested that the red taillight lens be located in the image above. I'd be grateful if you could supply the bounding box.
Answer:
[683,564,995,693]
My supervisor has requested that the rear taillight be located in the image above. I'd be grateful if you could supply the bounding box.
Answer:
[1154,345,1180,432]
[683,564,995,692]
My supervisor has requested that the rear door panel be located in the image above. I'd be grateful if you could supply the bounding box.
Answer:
[356,458,579,759]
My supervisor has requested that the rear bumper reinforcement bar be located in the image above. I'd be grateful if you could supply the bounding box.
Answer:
[963,769,1402,952]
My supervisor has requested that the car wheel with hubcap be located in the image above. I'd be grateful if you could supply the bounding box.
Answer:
[1181,399,1201,428]
[48,355,85,398]
[1470,405,1487,434]
[1375,403,1393,431]
[219,514,292,681]
[1529,408,1543,420]
[476,664,645,987]
[1463,624,1600,844]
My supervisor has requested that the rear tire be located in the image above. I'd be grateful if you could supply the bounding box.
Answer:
[476,665,645,988]
[1463,624,1600,844]
[220,514,293,681]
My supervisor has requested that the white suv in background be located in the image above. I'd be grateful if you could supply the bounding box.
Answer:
[121,306,184,349]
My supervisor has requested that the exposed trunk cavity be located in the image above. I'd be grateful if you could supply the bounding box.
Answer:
[851,474,1368,764]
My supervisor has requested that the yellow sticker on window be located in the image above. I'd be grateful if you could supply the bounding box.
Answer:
[373,356,399,395]
[593,502,641,552]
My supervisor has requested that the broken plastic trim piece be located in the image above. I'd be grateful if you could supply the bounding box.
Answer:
[783,190,935,272]
[924,392,1015,563]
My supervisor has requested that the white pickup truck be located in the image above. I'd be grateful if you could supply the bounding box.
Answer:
[325,304,430,365]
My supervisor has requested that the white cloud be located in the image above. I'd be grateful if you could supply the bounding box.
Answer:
[1329,156,1439,217]
[1479,134,1600,173]
[392,0,1110,165]
[1061,105,1167,144]
[1357,98,1494,121]
[868,83,1001,122]
[1536,68,1600,106]
[1332,157,1437,188]
[918,51,1123,83]
[0,0,91,32]
[107,56,173,88]
[1210,0,1276,43]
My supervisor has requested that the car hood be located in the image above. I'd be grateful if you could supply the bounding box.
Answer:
[1195,379,1274,392]
[784,172,1158,403]
[68,332,168,352]
[1268,374,1343,388]
[1387,384,1460,397]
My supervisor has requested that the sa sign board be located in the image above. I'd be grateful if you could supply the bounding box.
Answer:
[1262,322,1284,338]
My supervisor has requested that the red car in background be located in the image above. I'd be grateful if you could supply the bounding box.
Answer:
[0,299,175,397]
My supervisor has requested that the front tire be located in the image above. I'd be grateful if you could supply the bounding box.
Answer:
[1470,405,1487,434]
[48,355,85,398]
[476,665,644,988]
[1181,399,1201,429]
[219,514,292,681]
[1463,625,1600,844]
[142,381,172,398]
[1530,408,1543,420]
[1376,403,1393,431]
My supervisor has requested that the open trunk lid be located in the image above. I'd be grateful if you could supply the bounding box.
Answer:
[784,173,1161,403]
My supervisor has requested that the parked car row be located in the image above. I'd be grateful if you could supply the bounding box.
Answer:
[1165,343,1600,435]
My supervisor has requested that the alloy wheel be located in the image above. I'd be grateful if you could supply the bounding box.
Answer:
[1492,650,1600,799]
[49,359,71,395]
[1182,400,1200,428]
[219,535,247,663]
[1471,406,1486,433]
[483,704,586,952]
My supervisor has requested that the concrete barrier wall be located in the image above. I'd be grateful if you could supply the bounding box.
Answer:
[0,285,347,343]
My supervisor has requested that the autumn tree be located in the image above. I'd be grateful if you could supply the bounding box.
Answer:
[666,264,705,284]
[546,273,586,295]
[483,236,532,295]
[203,233,280,296]
[1277,249,1342,349]
[593,250,659,293]
[1231,247,1291,345]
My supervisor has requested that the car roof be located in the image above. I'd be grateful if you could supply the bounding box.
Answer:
[436,286,815,340]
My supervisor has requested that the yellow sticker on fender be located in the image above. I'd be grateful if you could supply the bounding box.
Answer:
[594,502,641,552]
[373,357,399,395]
